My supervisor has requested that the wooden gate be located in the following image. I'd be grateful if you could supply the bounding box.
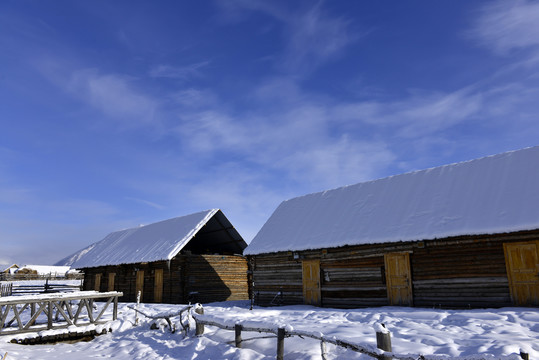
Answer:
[108,273,116,292]
[94,273,101,292]
[302,259,321,306]
[504,241,539,306]
[384,252,413,306]
[154,269,163,303]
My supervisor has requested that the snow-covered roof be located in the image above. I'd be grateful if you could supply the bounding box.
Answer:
[2,264,19,274]
[70,209,246,269]
[245,146,539,255]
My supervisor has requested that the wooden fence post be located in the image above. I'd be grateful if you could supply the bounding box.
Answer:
[47,301,53,329]
[134,291,141,326]
[320,340,328,360]
[375,323,392,360]
[235,324,242,348]
[195,305,204,336]
[277,327,285,360]
[113,296,118,320]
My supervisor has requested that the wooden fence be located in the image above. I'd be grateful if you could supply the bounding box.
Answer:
[190,304,530,360]
[0,281,83,297]
[0,291,122,335]
[0,284,12,297]
[11,282,82,296]
[0,273,84,281]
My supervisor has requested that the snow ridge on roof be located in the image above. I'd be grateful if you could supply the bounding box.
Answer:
[72,209,218,268]
[245,146,539,255]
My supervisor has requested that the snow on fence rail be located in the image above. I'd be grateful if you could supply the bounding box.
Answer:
[190,304,530,360]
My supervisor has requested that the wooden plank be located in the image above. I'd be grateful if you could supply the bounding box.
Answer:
[504,241,539,306]
[154,269,163,303]
[302,259,321,306]
[384,253,413,306]
[52,301,74,325]
[108,273,116,292]
[24,302,47,329]
[95,297,113,322]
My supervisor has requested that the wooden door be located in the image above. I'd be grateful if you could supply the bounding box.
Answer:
[154,269,163,303]
[504,241,539,306]
[94,273,102,292]
[302,259,321,306]
[384,253,413,306]
[108,273,116,292]
[136,270,144,302]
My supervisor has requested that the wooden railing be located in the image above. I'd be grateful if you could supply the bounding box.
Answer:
[0,291,122,335]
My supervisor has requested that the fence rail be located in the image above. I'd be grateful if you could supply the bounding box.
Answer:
[0,281,83,297]
[190,304,530,360]
[0,291,122,335]
[0,273,83,282]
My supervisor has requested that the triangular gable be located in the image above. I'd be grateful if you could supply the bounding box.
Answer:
[71,209,245,268]
[245,146,539,255]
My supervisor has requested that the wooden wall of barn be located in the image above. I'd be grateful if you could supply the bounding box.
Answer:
[249,229,539,309]
[82,254,248,304]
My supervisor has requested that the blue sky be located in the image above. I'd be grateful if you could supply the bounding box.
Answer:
[1,0,539,266]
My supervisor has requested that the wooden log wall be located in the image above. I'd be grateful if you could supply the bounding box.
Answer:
[249,229,539,309]
[82,254,248,304]
[186,254,249,303]
[250,245,391,308]
[251,252,304,306]
[411,238,511,308]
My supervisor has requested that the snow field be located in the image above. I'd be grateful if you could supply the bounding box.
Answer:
[1,300,538,359]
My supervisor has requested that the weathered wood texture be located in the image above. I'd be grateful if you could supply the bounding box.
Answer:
[249,229,539,308]
[82,254,248,304]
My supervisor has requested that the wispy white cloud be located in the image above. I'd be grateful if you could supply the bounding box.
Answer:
[174,81,396,190]
[125,197,165,210]
[334,88,484,138]
[283,3,357,72]
[67,69,158,126]
[469,0,539,54]
[149,61,211,80]
[219,1,359,74]
[169,88,219,109]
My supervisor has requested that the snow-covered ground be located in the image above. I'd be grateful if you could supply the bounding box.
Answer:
[1,300,537,359]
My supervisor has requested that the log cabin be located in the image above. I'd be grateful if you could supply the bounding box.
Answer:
[68,209,249,304]
[245,146,539,308]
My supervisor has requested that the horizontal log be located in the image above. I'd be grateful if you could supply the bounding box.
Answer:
[321,286,386,292]
[413,277,508,287]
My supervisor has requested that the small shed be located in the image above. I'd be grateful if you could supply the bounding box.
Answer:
[2,264,19,274]
[68,209,249,304]
[245,146,539,308]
